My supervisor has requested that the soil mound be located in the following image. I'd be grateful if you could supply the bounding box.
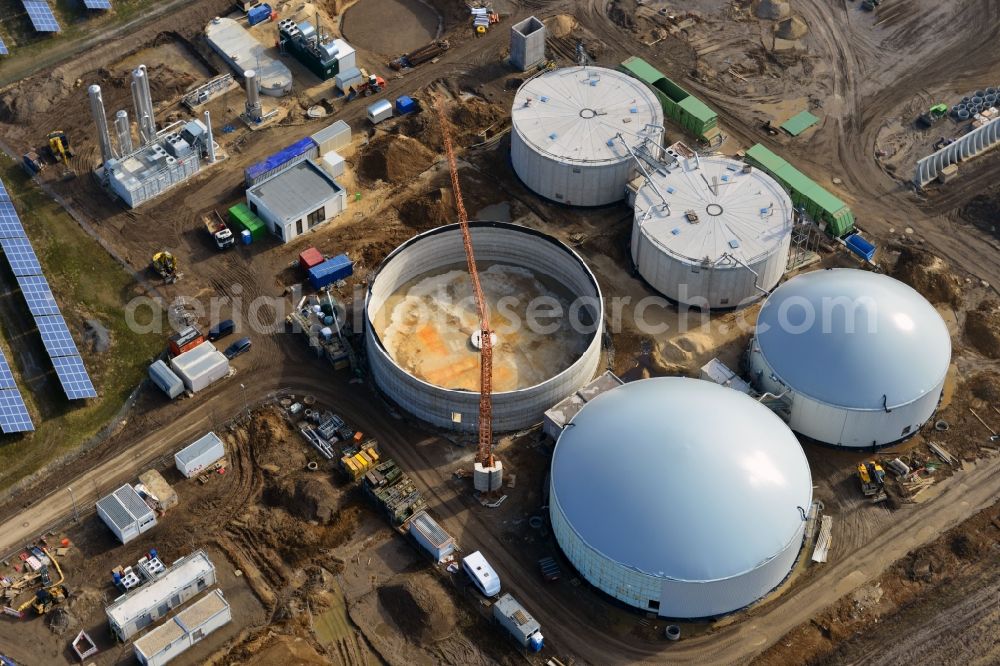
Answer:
[966,372,1000,403]
[756,0,791,20]
[359,134,436,183]
[46,608,77,635]
[891,246,962,306]
[397,188,452,229]
[964,301,1000,358]
[265,477,339,524]
[775,16,808,40]
[248,636,327,665]
[377,573,456,645]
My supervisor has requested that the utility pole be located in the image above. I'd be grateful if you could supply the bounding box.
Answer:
[67,486,79,524]
[240,383,249,421]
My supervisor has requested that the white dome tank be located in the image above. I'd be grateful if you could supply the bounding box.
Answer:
[631,156,794,309]
[510,66,664,207]
[748,269,951,447]
[550,377,812,618]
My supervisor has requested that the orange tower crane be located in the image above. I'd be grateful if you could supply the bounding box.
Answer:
[434,98,499,483]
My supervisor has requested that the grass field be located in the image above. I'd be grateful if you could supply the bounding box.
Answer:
[0,160,162,491]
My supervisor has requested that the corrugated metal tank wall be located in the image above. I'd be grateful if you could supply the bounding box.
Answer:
[366,222,603,432]
[748,341,943,447]
[631,221,791,308]
[511,128,632,207]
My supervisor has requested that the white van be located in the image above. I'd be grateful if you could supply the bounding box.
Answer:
[462,551,501,597]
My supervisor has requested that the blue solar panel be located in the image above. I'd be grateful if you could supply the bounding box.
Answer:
[51,356,97,399]
[0,237,42,276]
[0,38,8,56]
[82,0,111,8]
[0,351,16,390]
[36,315,80,358]
[0,390,33,433]
[23,1,60,33]
[16,275,60,316]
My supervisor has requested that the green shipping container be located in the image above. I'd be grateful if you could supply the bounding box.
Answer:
[744,144,855,238]
[228,203,269,242]
[619,57,719,143]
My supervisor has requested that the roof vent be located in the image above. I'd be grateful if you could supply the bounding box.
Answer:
[685,210,700,223]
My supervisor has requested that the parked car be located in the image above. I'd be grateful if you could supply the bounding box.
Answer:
[208,319,235,341]
[224,337,252,359]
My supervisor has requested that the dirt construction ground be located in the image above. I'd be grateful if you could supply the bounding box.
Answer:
[0,0,999,664]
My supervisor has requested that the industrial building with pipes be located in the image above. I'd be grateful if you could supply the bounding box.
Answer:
[133,589,232,666]
[365,221,603,432]
[106,550,217,641]
[205,17,292,96]
[550,377,812,618]
[96,484,157,544]
[89,65,220,208]
[246,159,347,243]
[278,18,355,80]
[748,269,951,447]
[510,66,664,206]
[630,153,794,309]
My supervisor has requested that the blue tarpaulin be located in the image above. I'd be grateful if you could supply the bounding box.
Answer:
[245,137,317,182]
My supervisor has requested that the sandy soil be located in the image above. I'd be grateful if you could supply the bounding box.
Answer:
[342,0,442,57]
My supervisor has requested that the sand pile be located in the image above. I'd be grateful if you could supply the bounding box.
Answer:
[891,246,962,306]
[546,14,577,38]
[396,188,452,229]
[358,134,436,183]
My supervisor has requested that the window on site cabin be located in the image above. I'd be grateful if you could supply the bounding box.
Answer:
[296,218,303,236]
[307,206,326,228]
[274,224,283,239]
[249,201,258,214]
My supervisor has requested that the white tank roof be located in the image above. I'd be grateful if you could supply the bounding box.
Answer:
[635,156,793,265]
[511,66,663,166]
[755,269,951,409]
[551,377,812,582]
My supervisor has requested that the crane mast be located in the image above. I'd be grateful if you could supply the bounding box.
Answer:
[435,98,495,469]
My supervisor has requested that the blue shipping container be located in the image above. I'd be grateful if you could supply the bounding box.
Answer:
[844,233,876,262]
[247,3,272,26]
[244,137,318,184]
[395,96,418,115]
[308,254,354,289]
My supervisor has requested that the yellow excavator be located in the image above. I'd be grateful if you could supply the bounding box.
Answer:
[151,251,179,284]
[12,548,68,618]
[47,131,72,166]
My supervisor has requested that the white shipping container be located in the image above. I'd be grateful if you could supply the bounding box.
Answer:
[170,342,229,393]
[321,151,346,178]
[175,432,226,478]
[367,100,393,125]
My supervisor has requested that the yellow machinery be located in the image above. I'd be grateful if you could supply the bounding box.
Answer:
[151,251,179,283]
[47,131,72,166]
[857,461,886,500]
[13,548,67,617]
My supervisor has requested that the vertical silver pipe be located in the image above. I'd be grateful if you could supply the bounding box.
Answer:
[244,69,262,122]
[202,110,216,163]
[114,110,133,155]
[88,85,115,164]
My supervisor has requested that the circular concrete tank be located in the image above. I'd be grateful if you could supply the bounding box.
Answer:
[510,66,664,207]
[631,156,793,309]
[748,269,952,447]
[550,377,812,618]
[366,221,604,432]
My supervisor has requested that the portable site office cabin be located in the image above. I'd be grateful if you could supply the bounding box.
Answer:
[175,432,226,478]
[408,511,456,562]
[148,360,184,399]
[96,484,157,545]
[169,342,229,393]
[106,550,217,641]
[133,589,232,666]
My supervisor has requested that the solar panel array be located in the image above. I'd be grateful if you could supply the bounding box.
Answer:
[0,38,8,56]
[0,350,32,432]
[0,177,96,403]
[22,1,60,33]
[83,0,112,8]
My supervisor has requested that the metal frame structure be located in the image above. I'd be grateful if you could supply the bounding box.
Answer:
[914,116,1000,186]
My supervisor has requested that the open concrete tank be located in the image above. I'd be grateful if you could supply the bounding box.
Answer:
[510,66,663,206]
[631,155,793,309]
[748,269,951,447]
[365,221,603,432]
[550,377,812,618]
